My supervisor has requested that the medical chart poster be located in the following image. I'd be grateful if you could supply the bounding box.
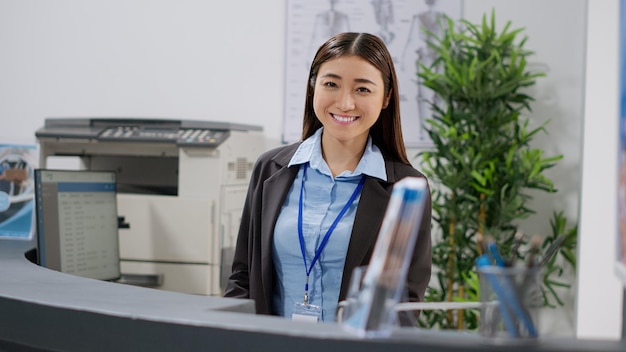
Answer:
[0,144,37,240]
[283,0,463,147]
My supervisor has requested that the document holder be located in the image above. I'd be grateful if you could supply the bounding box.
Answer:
[339,177,427,336]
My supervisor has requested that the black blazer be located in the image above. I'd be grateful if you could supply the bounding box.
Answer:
[224,142,432,321]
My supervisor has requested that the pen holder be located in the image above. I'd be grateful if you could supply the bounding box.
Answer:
[478,265,542,343]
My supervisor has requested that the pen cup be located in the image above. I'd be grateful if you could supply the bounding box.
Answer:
[478,265,542,343]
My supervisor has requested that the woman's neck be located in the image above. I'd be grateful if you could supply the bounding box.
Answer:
[321,134,367,177]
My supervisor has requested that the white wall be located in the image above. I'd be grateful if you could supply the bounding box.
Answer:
[0,0,622,340]
[576,0,624,340]
[0,0,287,146]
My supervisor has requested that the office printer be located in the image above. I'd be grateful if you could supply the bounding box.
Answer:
[36,118,265,295]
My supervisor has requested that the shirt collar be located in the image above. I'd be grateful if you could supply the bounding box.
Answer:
[289,127,388,181]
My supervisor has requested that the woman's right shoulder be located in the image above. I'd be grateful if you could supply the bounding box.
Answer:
[255,143,301,166]
[248,143,301,184]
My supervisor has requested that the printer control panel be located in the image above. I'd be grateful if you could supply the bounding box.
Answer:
[99,126,229,147]
[35,118,262,148]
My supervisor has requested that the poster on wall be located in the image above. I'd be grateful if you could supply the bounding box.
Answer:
[617,0,626,286]
[282,0,463,148]
[0,144,37,240]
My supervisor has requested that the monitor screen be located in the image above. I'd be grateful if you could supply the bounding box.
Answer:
[35,169,121,281]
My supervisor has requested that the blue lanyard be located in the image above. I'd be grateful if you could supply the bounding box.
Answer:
[298,163,365,305]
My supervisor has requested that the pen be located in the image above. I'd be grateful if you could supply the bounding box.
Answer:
[485,235,505,267]
[476,255,520,337]
[538,235,566,267]
[511,231,524,256]
[526,236,541,268]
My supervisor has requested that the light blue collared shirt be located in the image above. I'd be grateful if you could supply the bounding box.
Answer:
[272,128,386,322]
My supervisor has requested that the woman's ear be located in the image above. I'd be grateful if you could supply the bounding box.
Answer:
[382,92,392,109]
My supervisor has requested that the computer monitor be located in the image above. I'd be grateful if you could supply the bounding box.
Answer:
[35,169,121,281]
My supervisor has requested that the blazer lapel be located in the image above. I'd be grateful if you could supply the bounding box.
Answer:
[339,176,391,299]
[259,148,300,311]
[339,157,401,300]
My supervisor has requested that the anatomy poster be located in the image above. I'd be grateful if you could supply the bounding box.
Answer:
[283,0,463,147]
[0,144,37,240]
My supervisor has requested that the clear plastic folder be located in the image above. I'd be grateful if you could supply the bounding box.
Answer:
[340,176,427,337]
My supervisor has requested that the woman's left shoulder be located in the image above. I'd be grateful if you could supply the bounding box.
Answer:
[387,159,428,182]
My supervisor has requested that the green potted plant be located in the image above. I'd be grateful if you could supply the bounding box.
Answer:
[415,11,577,330]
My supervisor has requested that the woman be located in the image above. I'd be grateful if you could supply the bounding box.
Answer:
[224,32,431,324]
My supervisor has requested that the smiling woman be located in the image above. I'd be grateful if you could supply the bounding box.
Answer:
[224,32,432,326]
[312,55,390,174]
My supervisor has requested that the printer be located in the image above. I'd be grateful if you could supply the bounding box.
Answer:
[36,118,265,295]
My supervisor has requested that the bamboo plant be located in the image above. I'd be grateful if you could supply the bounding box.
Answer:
[415,11,577,330]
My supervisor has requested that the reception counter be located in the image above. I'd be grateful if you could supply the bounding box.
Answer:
[1,238,624,352]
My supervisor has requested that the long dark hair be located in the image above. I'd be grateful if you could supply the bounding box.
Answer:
[301,32,409,164]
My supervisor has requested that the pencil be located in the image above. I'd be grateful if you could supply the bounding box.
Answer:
[526,235,541,268]
[538,235,566,267]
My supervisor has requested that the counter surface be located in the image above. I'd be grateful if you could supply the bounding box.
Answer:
[0,239,623,352]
